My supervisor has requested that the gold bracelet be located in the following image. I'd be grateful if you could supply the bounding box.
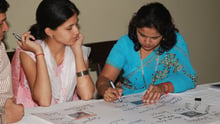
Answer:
[76,70,89,77]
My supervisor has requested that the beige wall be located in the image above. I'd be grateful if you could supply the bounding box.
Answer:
[5,0,220,84]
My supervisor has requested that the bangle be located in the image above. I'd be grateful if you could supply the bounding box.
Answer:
[35,53,44,58]
[163,83,170,94]
[76,70,89,77]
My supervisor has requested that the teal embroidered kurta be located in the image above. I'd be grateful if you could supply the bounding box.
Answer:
[106,33,197,95]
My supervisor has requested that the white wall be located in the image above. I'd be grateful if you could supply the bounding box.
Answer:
[5,0,220,84]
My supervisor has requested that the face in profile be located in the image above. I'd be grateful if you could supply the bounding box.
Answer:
[49,13,79,46]
[0,13,8,42]
[136,27,162,52]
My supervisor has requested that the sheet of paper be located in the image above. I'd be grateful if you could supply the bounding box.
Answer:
[30,92,220,124]
[171,87,220,105]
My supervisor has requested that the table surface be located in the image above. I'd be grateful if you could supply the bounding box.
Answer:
[17,82,220,124]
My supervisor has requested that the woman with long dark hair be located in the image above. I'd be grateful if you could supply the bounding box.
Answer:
[97,2,197,103]
[11,0,94,108]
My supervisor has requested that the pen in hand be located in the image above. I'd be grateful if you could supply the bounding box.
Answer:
[109,80,122,102]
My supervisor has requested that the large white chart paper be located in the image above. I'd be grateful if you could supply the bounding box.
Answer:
[30,91,220,124]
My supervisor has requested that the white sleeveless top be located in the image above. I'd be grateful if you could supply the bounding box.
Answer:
[24,40,91,103]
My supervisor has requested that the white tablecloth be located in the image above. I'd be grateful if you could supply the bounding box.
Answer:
[17,82,220,124]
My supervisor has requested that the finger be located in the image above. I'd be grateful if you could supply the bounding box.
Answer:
[104,97,115,102]
[25,35,33,42]
[79,33,84,39]
[142,85,154,101]
[142,90,150,103]
[151,92,159,103]
[17,41,22,46]
[104,93,117,102]
[15,104,25,115]
[146,85,154,94]
[148,84,155,91]
[111,87,122,99]
[21,35,26,42]
[11,98,16,103]
[147,91,155,103]
[117,88,123,96]
[147,85,160,102]
[155,93,161,102]
[21,32,31,41]
[142,90,153,103]
[7,98,15,103]
[110,89,121,99]
[29,35,36,41]
[104,88,118,99]
[76,34,83,41]
[17,103,24,107]
[116,82,122,88]
[151,85,164,103]
[146,86,159,103]
[104,95,111,102]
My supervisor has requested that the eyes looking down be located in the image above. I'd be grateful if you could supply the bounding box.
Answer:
[136,27,162,51]
[48,13,80,45]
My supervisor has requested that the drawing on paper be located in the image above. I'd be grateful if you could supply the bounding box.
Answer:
[67,111,96,120]
[180,111,206,118]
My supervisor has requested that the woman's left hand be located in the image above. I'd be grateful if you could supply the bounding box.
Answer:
[142,84,164,104]
[71,33,84,52]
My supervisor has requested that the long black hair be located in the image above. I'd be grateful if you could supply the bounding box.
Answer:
[128,2,178,54]
[29,0,79,40]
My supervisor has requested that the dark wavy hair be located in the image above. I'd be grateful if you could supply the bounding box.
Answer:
[128,2,178,54]
[0,0,9,13]
[29,0,79,40]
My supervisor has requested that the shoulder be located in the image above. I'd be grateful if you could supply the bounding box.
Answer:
[117,34,133,44]
[82,45,91,56]
[169,32,190,57]
[115,34,134,50]
[82,45,91,52]
[175,32,188,47]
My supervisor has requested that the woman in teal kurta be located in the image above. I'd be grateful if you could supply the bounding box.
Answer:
[106,33,197,95]
[96,2,197,103]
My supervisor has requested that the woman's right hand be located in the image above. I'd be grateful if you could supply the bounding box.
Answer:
[103,85,123,102]
[17,31,42,54]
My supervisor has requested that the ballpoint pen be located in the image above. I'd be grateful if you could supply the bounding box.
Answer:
[109,80,122,102]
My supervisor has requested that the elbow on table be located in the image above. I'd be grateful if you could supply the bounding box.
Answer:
[80,92,94,101]
[81,96,92,101]
[37,100,51,107]
[32,94,51,107]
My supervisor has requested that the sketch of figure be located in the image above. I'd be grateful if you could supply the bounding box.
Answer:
[68,112,94,120]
